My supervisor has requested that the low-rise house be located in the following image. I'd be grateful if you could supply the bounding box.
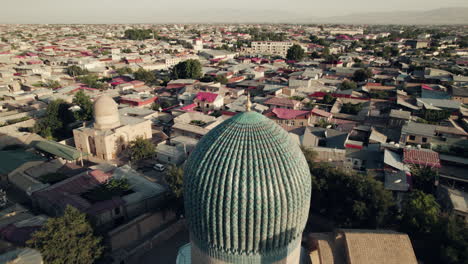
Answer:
[263,97,301,110]
[156,136,198,165]
[438,185,468,223]
[193,92,224,113]
[400,122,436,145]
[389,109,411,128]
[264,108,311,127]
[32,166,167,229]
[305,230,418,264]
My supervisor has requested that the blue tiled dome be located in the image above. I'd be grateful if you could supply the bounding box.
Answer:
[183,111,311,263]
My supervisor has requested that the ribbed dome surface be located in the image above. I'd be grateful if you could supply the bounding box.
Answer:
[184,111,311,263]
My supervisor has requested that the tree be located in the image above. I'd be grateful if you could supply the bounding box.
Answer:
[33,99,75,140]
[66,65,88,77]
[353,68,373,82]
[115,67,133,75]
[27,205,103,264]
[338,80,357,90]
[401,190,440,235]
[434,215,468,264]
[322,93,336,104]
[341,102,363,115]
[172,59,202,79]
[133,68,157,85]
[165,165,184,198]
[411,166,438,194]
[215,75,228,84]
[129,136,155,161]
[76,75,105,89]
[72,90,93,121]
[151,102,161,111]
[423,109,451,123]
[286,44,305,61]
[309,164,394,228]
[123,29,153,40]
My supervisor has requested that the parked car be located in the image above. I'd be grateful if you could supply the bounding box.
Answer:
[153,163,166,172]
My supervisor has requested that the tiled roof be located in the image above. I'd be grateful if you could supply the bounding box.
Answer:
[270,108,310,119]
[263,97,299,107]
[342,230,418,264]
[403,148,441,168]
[311,108,333,118]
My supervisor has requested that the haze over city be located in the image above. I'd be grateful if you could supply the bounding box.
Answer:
[2,0,468,24]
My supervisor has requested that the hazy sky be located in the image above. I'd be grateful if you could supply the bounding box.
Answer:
[2,0,468,23]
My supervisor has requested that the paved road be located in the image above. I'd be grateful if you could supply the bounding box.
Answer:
[135,228,190,264]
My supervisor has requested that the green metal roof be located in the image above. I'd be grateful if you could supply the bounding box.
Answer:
[32,140,82,161]
[0,150,45,175]
[183,111,311,263]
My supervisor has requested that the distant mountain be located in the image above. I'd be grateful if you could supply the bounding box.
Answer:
[315,8,468,25]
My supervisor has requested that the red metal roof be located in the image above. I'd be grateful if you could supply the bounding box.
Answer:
[403,149,441,168]
[195,92,219,103]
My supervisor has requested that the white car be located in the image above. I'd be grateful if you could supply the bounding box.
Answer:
[153,164,166,172]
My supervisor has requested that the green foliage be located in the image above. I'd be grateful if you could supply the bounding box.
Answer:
[370,90,393,99]
[353,68,373,82]
[33,80,62,89]
[129,136,155,161]
[215,75,228,84]
[124,29,153,40]
[290,95,305,101]
[316,119,333,128]
[165,165,184,198]
[338,80,357,90]
[286,44,305,61]
[322,94,336,104]
[72,90,93,121]
[83,178,131,202]
[308,164,394,228]
[423,109,451,123]
[76,75,106,89]
[39,173,67,184]
[121,48,132,53]
[341,102,363,115]
[133,68,157,85]
[66,65,89,77]
[172,59,202,79]
[151,102,161,111]
[3,116,31,126]
[242,28,286,41]
[189,120,207,127]
[411,166,438,194]
[434,215,468,264]
[33,99,75,140]
[401,190,440,235]
[115,67,133,75]
[27,205,103,264]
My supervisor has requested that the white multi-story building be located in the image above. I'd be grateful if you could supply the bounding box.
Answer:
[249,41,295,56]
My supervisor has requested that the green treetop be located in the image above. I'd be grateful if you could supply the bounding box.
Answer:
[286,44,305,61]
[27,205,103,264]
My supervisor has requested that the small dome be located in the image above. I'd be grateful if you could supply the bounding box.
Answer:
[184,111,311,263]
[93,95,120,130]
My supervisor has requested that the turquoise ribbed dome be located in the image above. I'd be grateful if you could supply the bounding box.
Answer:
[183,111,311,263]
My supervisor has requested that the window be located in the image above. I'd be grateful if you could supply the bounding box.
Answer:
[114,207,120,215]
[409,135,416,140]
[422,137,427,143]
